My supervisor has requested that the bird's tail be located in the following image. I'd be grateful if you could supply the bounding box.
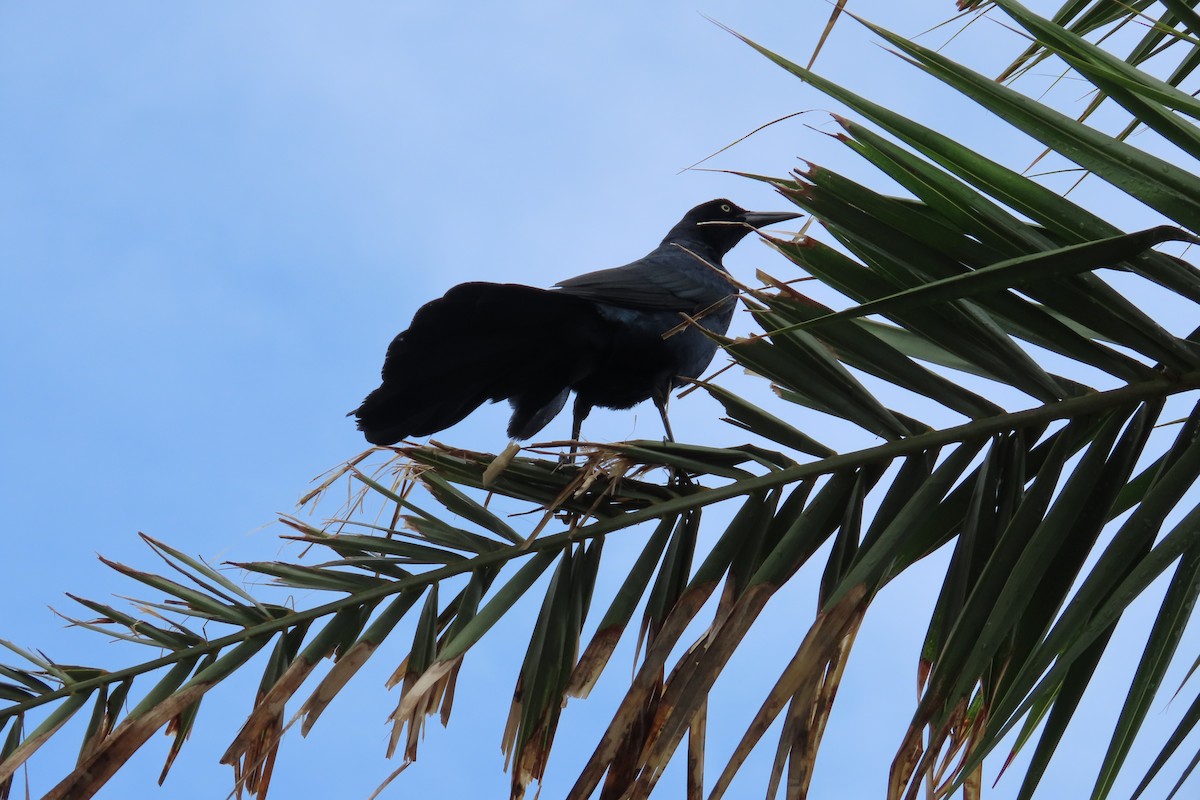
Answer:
[352,282,608,445]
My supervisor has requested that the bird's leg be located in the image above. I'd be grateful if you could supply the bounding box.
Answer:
[566,396,592,463]
[652,389,675,443]
[652,388,691,488]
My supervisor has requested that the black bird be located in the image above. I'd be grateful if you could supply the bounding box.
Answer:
[353,199,800,446]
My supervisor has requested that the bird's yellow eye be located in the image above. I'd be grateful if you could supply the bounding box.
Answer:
[720,204,732,212]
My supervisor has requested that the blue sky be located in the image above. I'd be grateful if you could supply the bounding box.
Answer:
[3,2,1198,798]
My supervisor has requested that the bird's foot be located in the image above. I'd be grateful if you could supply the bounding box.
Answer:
[667,465,695,489]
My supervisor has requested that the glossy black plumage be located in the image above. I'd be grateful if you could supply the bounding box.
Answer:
[352,199,799,445]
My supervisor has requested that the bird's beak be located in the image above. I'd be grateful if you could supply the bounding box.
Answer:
[741,210,802,229]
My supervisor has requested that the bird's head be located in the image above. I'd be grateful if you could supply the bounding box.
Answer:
[664,198,801,256]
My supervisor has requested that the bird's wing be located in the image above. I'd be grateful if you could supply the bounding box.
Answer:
[555,251,734,312]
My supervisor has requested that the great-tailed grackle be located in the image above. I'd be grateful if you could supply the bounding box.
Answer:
[353,199,800,446]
